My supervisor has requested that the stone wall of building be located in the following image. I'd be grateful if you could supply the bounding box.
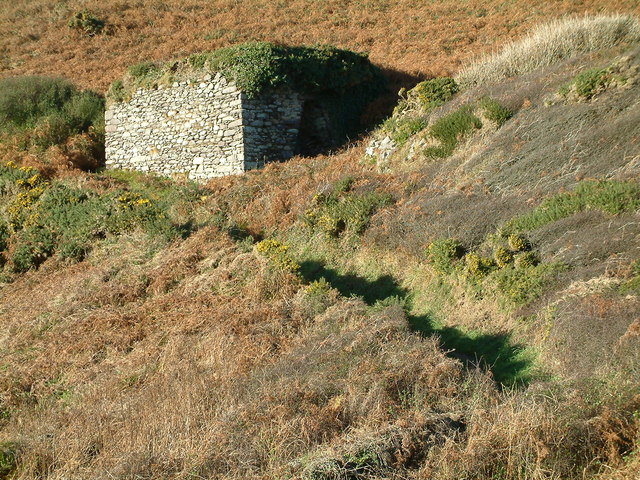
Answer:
[242,90,304,170]
[105,74,306,181]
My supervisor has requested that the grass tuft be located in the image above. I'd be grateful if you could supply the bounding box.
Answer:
[457,15,640,87]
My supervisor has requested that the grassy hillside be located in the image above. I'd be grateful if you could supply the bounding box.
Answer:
[2,0,640,94]
[0,6,640,480]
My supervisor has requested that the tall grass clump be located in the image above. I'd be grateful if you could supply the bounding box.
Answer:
[456,15,640,87]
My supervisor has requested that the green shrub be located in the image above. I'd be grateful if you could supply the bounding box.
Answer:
[68,10,106,36]
[427,238,464,274]
[494,246,514,268]
[478,97,513,126]
[128,61,162,80]
[2,167,201,273]
[514,251,539,269]
[395,77,459,114]
[256,239,300,272]
[619,259,640,294]
[508,233,530,251]
[495,263,565,306]
[0,442,18,478]
[504,181,640,234]
[12,226,55,272]
[410,77,459,110]
[304,189,393,238]
[0,221,8,252]
[424,106,482,158]
[465,252,496,278]
[560,68,610,99]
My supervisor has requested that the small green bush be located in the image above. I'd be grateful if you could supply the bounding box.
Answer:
[0,221,8,252]
[508,233,530,251]
[424,106,482,158]
[494,246,514,268]
[304,187,392,238]
[514,251,539,269]
[465,252,496,278]
[68,10,106,36]
[394,77,459,114]
[0,442,18,478]
[412,77,459,108]
[619,259,640,294]
[12,226,55,272]
[478,97,513,126]
[495,263,564,305]
[128,61,162,81]
[560,68,609,99]
[427,238,464,274]
[256,239,300,272]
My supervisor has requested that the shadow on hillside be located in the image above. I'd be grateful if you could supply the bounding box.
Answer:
[299,259,534,387]
[299,260,408,305]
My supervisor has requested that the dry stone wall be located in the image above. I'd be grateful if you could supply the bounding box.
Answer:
[105,73,305,181]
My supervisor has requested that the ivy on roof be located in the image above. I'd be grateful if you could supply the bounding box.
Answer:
[108,42,386,103]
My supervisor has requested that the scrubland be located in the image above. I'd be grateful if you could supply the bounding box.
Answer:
[0,4,640,480]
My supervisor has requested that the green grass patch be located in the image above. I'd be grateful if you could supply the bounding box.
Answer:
[0,442,18,478]
[382,115,428,146]
[504,180,640,234]
[424,105,482,158]
[478,97,513,125]
[559,67,618,99]
[619,259,640,295]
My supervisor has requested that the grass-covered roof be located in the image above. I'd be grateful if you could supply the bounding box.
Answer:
[108,42,385,104]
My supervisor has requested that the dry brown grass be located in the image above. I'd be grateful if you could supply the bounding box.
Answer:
[1,0,639,95]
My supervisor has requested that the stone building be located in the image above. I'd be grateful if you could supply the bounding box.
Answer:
[105,73,308,181]
[104,43,385,181]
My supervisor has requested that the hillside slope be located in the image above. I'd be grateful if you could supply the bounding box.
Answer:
[0,10,639,480]
[2,0,640,95]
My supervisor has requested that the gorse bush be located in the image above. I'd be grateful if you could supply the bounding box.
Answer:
[0,163,204,273]
[394,77,459,115]
[478,97,513,125]
[457,14,640,87]
[427,238,464,274]
[465,252,496,278]
[495,263,565,306]
[256,239,300,272]
[0,76,104,151]
[68,10,106,36]
[303,178,393,237]
[0,442,18,478]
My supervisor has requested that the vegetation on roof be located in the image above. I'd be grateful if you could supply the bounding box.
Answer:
[108,42,386,102]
